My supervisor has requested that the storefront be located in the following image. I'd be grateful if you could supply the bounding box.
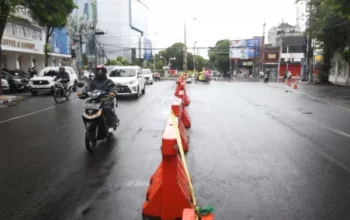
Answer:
[279,53,303,79]
[1,19,71,72]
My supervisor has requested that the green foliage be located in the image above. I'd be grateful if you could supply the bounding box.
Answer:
[28,0,76,66]
[155,60,163,70]
[209,39,230,73]
[82,53,88,65]
[28,0,76,31]
[305,0,350,80]
[194,55,208,71]
[321,0,350,19]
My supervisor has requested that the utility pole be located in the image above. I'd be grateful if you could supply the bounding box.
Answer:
[193,41,197,71]
[183,21,187,72]
[262,20,266,73]
[153,32,157,71]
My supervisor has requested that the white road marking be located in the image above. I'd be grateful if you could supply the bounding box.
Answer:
[0,98,79,124]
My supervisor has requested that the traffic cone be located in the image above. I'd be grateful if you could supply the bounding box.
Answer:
[293,81,298,89]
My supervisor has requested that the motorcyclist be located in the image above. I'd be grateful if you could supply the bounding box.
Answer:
[54,66,70,95]
[79,65,119,133]
[204,68,210,80]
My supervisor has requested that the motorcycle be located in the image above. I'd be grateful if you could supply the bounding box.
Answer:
[195,74,211,84]
[53,79,71,103]
[78,89,119,153]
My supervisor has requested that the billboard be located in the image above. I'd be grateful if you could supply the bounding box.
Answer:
[50,28,70,55]
[143,37,152,60]
[130,0,148,33]
[135,37,152,60]
[229,38,261,59]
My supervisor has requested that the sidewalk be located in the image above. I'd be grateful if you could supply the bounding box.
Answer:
[293,82,350,110]
[0,95,24,106]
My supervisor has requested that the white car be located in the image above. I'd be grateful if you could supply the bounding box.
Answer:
[28,66,78,95]
[141,68,153,85]
[108,66,146,98]
[1,79,9,93]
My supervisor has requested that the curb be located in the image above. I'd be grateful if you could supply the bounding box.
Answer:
[0,96,24,106]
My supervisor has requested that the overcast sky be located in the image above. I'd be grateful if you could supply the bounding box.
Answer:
[147,0,296,58]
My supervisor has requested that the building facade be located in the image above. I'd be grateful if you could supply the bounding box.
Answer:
[1,6,71,71]
[329,52,350,85]
[262,45,280,79]
[268,23,296,46]
[96,0,149,62]
[295,0,308,32]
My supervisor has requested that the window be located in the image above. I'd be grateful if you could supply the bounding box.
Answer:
[109,68,136,77]
[39,68,59,77]
[4,24,12,35]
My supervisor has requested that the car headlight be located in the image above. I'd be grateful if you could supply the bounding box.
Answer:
[128,79,137,84]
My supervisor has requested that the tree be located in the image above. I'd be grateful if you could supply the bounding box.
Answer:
[209,39,230,74]
[155,60,163,70]
[117,56,129,65]
[303,0,350,81]
[166,42,185,70]
[82,53,88,65]
[28,0,76,67]
[194,55,208,71]
[0,0,25,94]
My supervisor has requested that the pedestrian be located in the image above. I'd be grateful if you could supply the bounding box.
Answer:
[30,66,38,78]
[283,70,287,83]
[287,70,292,84]
[264,70,270,83]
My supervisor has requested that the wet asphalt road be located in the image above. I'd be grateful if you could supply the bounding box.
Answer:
[0,81,350,220]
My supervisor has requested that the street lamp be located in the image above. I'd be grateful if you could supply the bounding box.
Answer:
[183,18,197,72]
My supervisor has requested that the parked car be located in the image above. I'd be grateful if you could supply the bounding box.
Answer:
[1,70,28,93]
[108,66,146,99]
[28,66,78,95]
[2,68,31,79]
[142,68,153,85]
[1,78,10,93]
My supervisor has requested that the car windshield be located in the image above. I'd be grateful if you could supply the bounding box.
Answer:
[39,68,59,77]
[142,69,151,75]
[109,68,136,77]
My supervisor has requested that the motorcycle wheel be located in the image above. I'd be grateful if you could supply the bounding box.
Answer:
[66,88,72,100]
[85,131,97,153]
[53,88,61,103]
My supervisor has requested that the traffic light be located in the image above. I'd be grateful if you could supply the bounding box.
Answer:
[71,49,76,58]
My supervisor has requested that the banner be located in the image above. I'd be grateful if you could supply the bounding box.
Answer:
[143,37,152,60]
[229,38,261,59]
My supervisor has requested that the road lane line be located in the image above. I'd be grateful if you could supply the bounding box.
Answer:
[0,98,79,124]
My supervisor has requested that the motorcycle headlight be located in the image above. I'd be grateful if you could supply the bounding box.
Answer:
[90,92,101,98]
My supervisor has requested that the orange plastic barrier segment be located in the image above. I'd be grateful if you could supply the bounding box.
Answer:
[142,116,194,220]
[183,208,196,220]
[183,209,215,220]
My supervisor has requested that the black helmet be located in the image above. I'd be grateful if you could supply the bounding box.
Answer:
[94,65,107,81]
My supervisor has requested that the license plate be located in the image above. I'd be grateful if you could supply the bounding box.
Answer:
[84,103,100,110]
[117,87,124,92]
[35,85,48,88]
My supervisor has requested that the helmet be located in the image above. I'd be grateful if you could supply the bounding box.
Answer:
[94,65,107,81]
